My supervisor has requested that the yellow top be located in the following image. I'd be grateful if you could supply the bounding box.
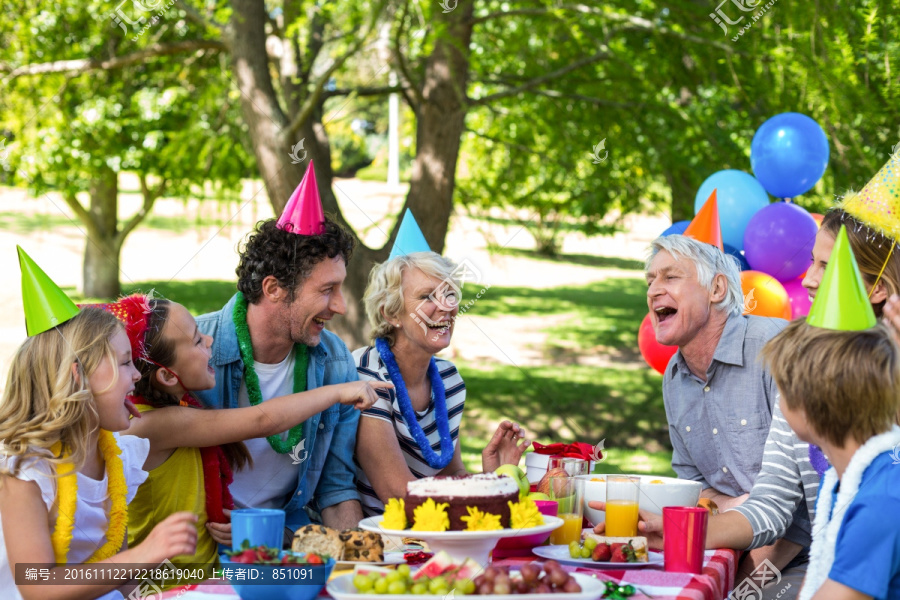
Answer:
[127,404,218,587]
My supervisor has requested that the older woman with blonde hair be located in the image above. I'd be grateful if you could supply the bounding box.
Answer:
[353,251,529,517]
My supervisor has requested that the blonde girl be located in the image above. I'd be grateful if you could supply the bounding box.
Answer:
[0,307,198,600]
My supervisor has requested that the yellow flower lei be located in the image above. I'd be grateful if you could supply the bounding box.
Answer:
[410,498,450,532]
[382,498,408,530]
[508,498,545,530]
[51,430,128,564]
[461,506,503,531]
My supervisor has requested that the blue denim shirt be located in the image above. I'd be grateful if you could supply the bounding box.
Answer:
[194,293,361,532]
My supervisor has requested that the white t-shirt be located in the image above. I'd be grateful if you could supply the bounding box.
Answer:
[230,349,302,510]
[0,433,150,600]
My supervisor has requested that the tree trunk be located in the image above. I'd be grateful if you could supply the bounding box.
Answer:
[228,0,475,348]
[82,166,122,298]
[666,167,697,223]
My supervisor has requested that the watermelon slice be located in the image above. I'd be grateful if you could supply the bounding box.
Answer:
[411,551,456,580]
[353,564,394,578]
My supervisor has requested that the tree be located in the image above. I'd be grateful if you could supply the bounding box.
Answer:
[1,2,252,296]
[4,0,899,343]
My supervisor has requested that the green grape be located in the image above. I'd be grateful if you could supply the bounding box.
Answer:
[580,546,592,559]
[385,571,404,584]
[373,577,389,594]
[353,575,374,592]
[410,582,428,595]
[455,586,467,596]
[583,537,598,551]
[568,541,581,558]
[462,579,476,594]
[368,572,383,582]
[428,577,449,595]
[397,564,411,578]
[388,580,408,595]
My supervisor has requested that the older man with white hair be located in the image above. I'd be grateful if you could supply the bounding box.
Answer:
[645,234,809,599]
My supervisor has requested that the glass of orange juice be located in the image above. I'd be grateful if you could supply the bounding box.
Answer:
[606,475,640,537]
[548,476,584,545]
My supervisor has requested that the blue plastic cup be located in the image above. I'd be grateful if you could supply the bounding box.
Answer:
[231,508,285,551]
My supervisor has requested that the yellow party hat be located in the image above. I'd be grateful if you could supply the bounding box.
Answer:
[838,152,900,240]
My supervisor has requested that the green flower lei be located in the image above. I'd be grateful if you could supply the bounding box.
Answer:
[233,293,309,454]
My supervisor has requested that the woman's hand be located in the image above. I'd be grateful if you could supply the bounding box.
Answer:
[588,501,664,550]
[135,511,198,563]
[335,381,394,410]
[206,508,232,546]
[482,420,530,472]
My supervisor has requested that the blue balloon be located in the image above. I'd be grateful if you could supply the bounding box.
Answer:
[694,170,770,251]
[661,220,690,237]
[751,113,829,199]
[723,243,750,271]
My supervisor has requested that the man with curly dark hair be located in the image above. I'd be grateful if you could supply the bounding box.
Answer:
[194,196,366,539]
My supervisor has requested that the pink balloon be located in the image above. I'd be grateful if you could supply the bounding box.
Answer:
[782,277,811,319]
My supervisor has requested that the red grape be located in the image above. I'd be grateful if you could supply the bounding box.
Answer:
[493,581,511,595]
[562,578,582,593]
[519,563,540,584]
[548,568,569,587]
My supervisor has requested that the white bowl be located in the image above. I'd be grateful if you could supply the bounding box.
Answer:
[578,474,703,526]
[524,453,595,484]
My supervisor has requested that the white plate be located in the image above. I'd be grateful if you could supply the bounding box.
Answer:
[327,570,604,600]
[358,516,564,566]
[335,552,407,568]
[357,516,563,541]
[532,544,664,569]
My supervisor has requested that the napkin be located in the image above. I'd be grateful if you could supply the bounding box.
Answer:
[532,441,601,461]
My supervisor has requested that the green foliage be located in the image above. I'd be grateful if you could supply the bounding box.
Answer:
[1,0,254,201]
[457,0,900,229]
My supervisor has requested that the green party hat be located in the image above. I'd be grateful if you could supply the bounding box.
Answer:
[17,246,80,336]
[806,225,877,330]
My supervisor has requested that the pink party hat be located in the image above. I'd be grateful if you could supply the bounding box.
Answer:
[277,160,326,235]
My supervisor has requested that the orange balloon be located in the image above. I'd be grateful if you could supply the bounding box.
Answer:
[811,213,824,228]
[740,270,791,320]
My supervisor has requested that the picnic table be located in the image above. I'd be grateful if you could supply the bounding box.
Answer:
[158,548,739,600]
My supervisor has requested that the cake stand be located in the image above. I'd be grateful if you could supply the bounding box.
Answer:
[358,515,563,566]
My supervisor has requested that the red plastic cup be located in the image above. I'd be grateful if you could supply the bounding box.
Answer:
[663,506,708,574]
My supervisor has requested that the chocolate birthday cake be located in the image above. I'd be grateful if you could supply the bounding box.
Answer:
[404,473,519,530]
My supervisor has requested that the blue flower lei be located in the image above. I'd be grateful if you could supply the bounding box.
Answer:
[375,337,454,470]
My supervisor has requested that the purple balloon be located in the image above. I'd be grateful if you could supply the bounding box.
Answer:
[782,277,812,319]
[744,202,817,282]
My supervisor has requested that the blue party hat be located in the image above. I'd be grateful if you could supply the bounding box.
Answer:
[389,209,431,259]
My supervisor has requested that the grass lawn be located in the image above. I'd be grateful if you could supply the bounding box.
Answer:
[72,262,674,477]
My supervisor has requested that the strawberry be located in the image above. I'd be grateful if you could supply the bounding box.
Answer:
[255,548,273,563]
[591,542,611,562]
[232,550,256,564]
[306,554,324,565]
[610,544,628,563]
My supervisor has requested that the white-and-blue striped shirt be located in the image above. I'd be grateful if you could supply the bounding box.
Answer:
[352,346,466,517]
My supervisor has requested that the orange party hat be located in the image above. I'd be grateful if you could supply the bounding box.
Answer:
[684,189,724,251]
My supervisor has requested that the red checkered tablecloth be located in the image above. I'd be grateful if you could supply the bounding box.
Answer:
[159,549,738,600]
